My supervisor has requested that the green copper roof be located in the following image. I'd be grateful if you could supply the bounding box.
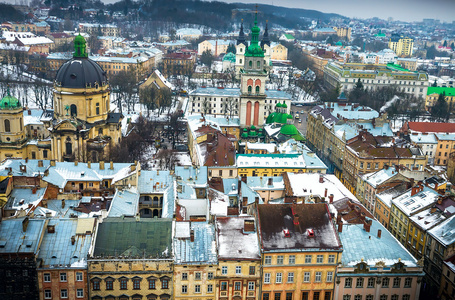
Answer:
[276,102,283,108]
[266,112,278,124]
[282,102,288,108]
[223,52,236,62]
[74,34,88,58]
[427,86,455,96]
[0,88,20,109]
[280,124,299,136]
[245,11,264,57]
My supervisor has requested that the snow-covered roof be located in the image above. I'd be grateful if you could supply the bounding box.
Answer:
[216,216,261,260]
[23,109,45,126]
[107,187,139,218]
[247,176,284,190]
[209,188,229,217]
[339,220,418,267]
[410,207,447,231]
[246,142,275,153]
[173,222,217,264]
[138,170,173,194]
[392,186,439,217]
[410,133,438,144]
[176,28,203,36]
[362,167,401,188]
[428,215,455,247]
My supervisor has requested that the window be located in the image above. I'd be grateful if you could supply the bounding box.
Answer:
[287,272,294,283]
[208,272,214,279]
[328,255,335,263]
[404,278,412,288]
[402,295,410,300]
[60,272,67,282]
[96,103,100,115]
[195,284,201,293]
[249,266,255,275]
[148,279,155,289]
[182,273,188,280]
[208,284,213,293]
[182,285,187,293]
[133,278,141,289]
[316,255,323,263]
[195,272,201,280]
[236,266,242,275]
[44,290,51,299]
[393,278,400,288]
[264,293,270,300]
[366,296,373,300]
[275,292,281,300]
[277,255,284,264]
[326,272,333,282]
[265,256,272,264]
[44,273,51,282]
[380,296,388,300]
[354,296,362,300]
[304,272,310,282]
[222,266,227,275]
[286,293,293,300]
[324,292,331,300]
[221,281,228,291]
[345,278,352,288]
[4,119,10,132]
[382,278,389,287]
[76,272,83,281]
[367,278,375,288]
[305,255,312,263]
[313,292,320,300]
[61,289,68,298]
[234,281,241,291]
[356,278,364,288]
[276,272,282,283]
[264,273,271,283]
[106,280,113,290]
[302,292,309,300]
[343,295,351,300]
[289,255,295,264]
[248,281,255,290]
[219,170,222,176]
[76,289,83,298]
[120,278,128,289]
[93,280,100,290]
[315,272,322,282]
[391,296,398,300]
[161,278,169,289]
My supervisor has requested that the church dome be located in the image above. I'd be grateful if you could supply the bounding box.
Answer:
[280,124,299,136]
[55,34,107,89]
[223,52,236,63]
[0,89,20,109]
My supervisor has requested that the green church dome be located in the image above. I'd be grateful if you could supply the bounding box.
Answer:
[280,124,299,136]
[282,102,288,108]
[266,112,277,124]
[276,102,282,108]
[0,88,20,109]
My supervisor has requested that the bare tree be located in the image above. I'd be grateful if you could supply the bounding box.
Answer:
[33,78,53,110]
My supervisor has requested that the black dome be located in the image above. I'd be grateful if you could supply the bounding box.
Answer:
[55,58,107,89]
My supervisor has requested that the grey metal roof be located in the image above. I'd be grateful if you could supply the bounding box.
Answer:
[0,218,46,254]
[55,58,107,89]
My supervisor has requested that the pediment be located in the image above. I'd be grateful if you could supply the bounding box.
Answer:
[54,120,77,131]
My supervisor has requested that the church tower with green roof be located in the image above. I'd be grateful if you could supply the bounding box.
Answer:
[239,10,269,128]
[0,87,27,159]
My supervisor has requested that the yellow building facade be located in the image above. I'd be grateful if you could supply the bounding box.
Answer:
[389,35,414,57]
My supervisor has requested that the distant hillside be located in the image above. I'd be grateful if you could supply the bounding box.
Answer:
[130,0,346,30]
[0,4,25,22]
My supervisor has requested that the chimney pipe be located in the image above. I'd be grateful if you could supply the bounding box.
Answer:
[364,219,371,232]
[71,236,75,245]
[437,196,443,205]
[110,161,114,170]
[87,161,91,169]
[319,174,324,183]
[99,161,105,170]
[74,160,78,166]
[190,229,194,242]
[268,178,273,186]
[338,222,343,233]
[324,188,328,197]
[22,217,29,232]
[329,194,334,204]
[377,229,382,239]
[61,199,65,208]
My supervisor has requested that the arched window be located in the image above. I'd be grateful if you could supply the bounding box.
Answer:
[96,103,100,115]
[98,128,103,136]
[70,104,77,117]
[248,86,252,94]
[4,119,10,132]
[249,60,252,68]
[257,61,260,68]
[20,118,22,131]
[255,86,260,94]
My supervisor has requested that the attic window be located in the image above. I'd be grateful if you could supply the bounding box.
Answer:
[47,225,55,233]
[0,240,6,248]
[283,229,291,238]
[307,229,315,237]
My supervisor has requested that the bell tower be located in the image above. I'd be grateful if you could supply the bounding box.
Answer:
[239,10,268,128]
[0,87,25,145]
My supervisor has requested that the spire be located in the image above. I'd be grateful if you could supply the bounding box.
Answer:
[261,20,270,49]
[245,7,263,57]
[237,19,246,45]
[73,34,88,58]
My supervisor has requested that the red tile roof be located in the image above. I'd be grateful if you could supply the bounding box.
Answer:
[407,122,455,133]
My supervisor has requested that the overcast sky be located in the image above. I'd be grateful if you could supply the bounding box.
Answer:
[216,0,455,23]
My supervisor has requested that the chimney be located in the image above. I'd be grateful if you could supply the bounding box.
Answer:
[110,161,114,170]
[50,159,56,167]
[324,188,328,198]
[411,185,420,196]
[338,222,343,233]
[47,224,55,233]
[22,217,29,232]
[241,176,247,183]
[431,206,437,214]
[44,168,49,176]
[28,109,31,115]
[363,219,372,232]
[74,160,78,166]
[384,164,389,170]
[329,194,334,204]
[244,219,255,232]
[319,174,324,183]
[437,197,443,205]
[61,199,65,208]
[293,214,300,225]
[190,229,194,242]
[20,165,27,173]
[71,236,75,245]
[268,178,273,186]
[32,187,37,194]
[99,161,105,170]
[87,161,91,168]
[336,213,341,224]
[377,229,382,239]
[25,157,28,163]
[38,160,43,167]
